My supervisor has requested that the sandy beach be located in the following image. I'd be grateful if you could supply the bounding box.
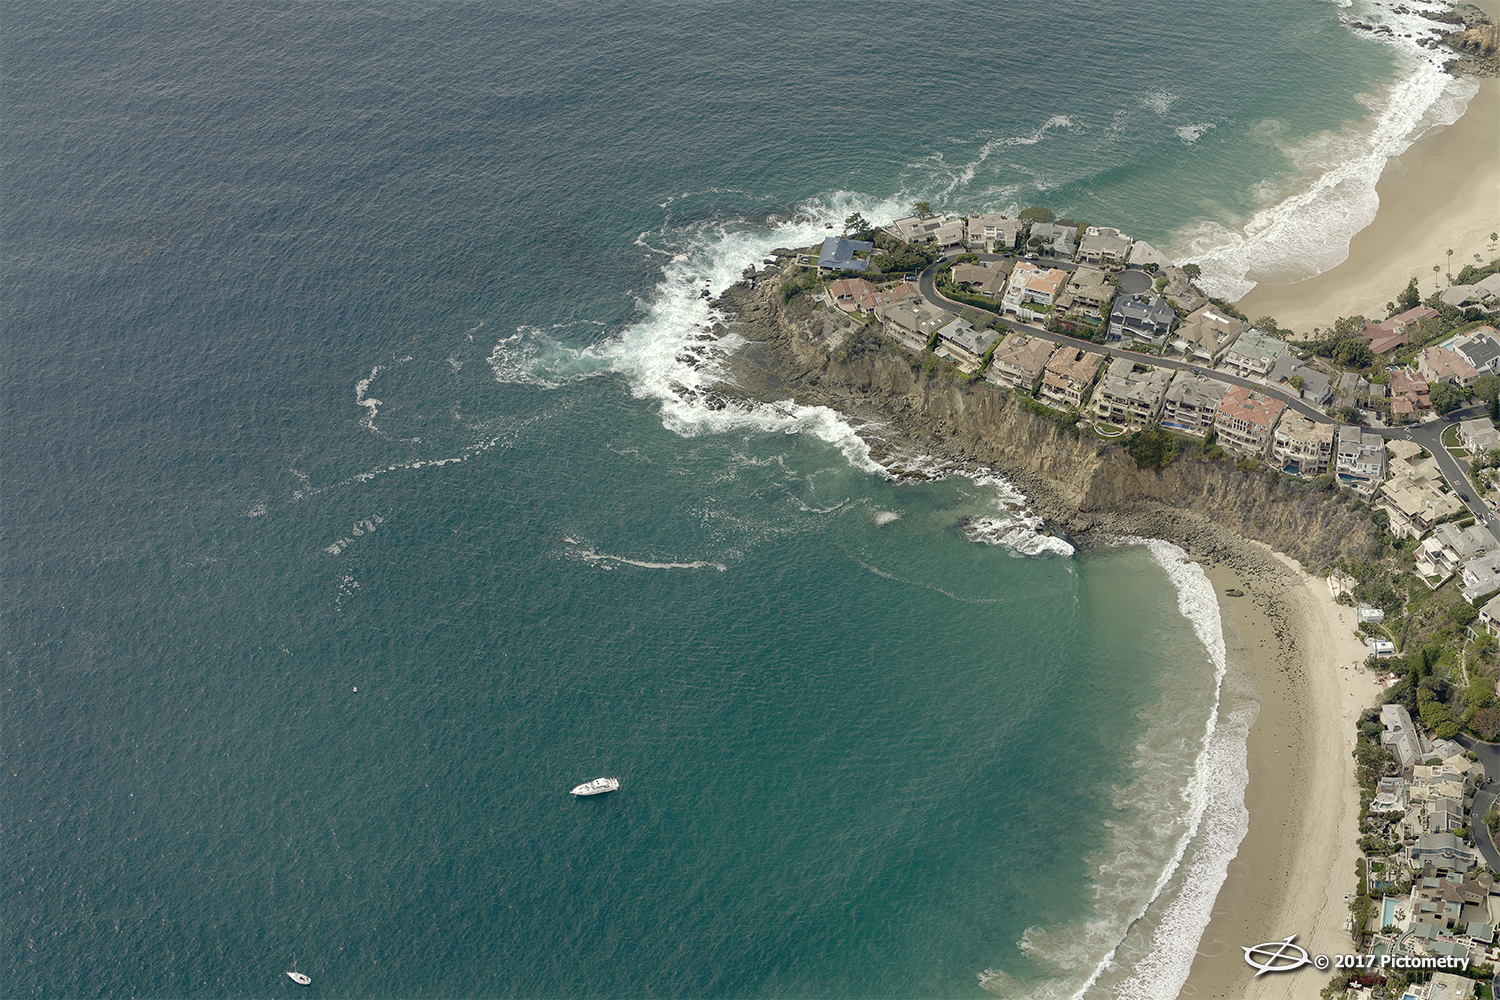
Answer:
[1235,77,1500,335]
[1179,553,1374,998]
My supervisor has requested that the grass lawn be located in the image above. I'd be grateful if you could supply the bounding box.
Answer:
[1443,424,1464,450]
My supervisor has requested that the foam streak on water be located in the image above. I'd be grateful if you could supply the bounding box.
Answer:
[1182,0,1479,299]
[980,538,1236,999]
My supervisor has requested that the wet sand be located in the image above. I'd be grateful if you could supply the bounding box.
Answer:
[1179,555,1375,998]
[1236,77,1500,335]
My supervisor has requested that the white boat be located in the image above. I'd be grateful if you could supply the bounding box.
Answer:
[286,972,312,986]
[570,777,619,796]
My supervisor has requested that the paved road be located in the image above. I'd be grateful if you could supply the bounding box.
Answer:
[914,254,1500,518]
[1454,733,1500,870]
[1400,406,1500,538]
[915,253,1335,424]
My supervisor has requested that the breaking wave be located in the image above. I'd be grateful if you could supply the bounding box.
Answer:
[978,538,1242,999]
[1179,0,1480,299]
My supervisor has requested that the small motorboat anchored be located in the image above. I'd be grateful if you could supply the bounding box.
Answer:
[286,971,312,986]
[570,777,620,796]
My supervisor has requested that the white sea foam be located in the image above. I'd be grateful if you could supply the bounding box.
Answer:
[1174,122,1215,144]
[562,536,726,572]
[961,469,1076,558]
[592,193,914,478]
[1142,90,1180,115]
[355,366,383,434]
[980,538,1241,1000]
[872,510,901,526]
[324,514,386,556]
[1179,1,1480,299]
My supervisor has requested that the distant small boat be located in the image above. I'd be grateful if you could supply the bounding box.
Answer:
[286,972,312,986]
[571,777,620,796]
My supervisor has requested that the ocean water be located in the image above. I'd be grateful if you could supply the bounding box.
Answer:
[1,1,1476,997]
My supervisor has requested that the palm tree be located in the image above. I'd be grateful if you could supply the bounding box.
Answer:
[1434,264,1442,292]
[1447,248,1454,285]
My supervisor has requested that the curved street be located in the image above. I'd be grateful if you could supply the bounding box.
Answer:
[915,253,1335,424]
[914,254,1500,530]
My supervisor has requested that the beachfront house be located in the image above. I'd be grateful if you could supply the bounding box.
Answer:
[1440,275,1500,312]
[1107,294,1175,350]
[1382,704,1430,769]
[1212,385,1286,459]
[818,236,873,273]
[1075,226,1132,265]
[887,215,948,244]
[1038,346,1103,409]
[934,318,1001,372]
[985,334,1055,392]
[1091,358,1173,428]
[965,213,1023,252]
[1160,370,1228,437]
[1269,411,1335,476]
[826,277,879,313]
[1362,306,1438,355]
[1026,222,1078,258]
[876,300,954,352]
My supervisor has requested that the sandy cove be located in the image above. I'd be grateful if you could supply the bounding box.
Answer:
[1236,75,1500,334]
[1180,551,1376,998]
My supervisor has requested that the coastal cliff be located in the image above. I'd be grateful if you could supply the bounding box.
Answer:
[714,275,1381,572]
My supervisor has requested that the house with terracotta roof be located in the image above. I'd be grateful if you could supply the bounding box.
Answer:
[1388,369,1432,422]
[826,277,880,313]
[1269,411,1336,475]
[1038,346,1103,409]
[1362,306,1438,355]
[1212,385,1286,458]
[1001,263,1069,323]
[1418,346,1480,388]
[864,281,919,313]
[984,334,1055,392]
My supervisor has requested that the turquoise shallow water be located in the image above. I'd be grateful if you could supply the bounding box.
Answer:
[1,1,1462,996]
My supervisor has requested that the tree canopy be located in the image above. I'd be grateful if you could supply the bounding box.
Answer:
[1181,263,1202,280]
[1018,206,1054,224]
[913,201,932,219]
[1430,381,1465,415]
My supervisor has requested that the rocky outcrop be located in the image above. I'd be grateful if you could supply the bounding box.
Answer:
[1448,22,1500,56]
[714,274,1382,574]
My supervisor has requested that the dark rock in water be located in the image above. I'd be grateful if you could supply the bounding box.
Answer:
[769,248,798,258]
[700,289,710,298]
[1225,588,1245,598]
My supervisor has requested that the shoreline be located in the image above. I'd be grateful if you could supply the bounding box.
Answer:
[1234,75,1500,334]
[1179,553,1373,998]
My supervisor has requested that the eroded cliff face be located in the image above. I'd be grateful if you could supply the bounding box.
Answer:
[717,277,1380,571]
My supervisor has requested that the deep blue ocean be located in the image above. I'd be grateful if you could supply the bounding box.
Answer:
[1,2,1479,997]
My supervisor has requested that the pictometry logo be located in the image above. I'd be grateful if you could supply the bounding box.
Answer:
[1242,935,1313,976]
